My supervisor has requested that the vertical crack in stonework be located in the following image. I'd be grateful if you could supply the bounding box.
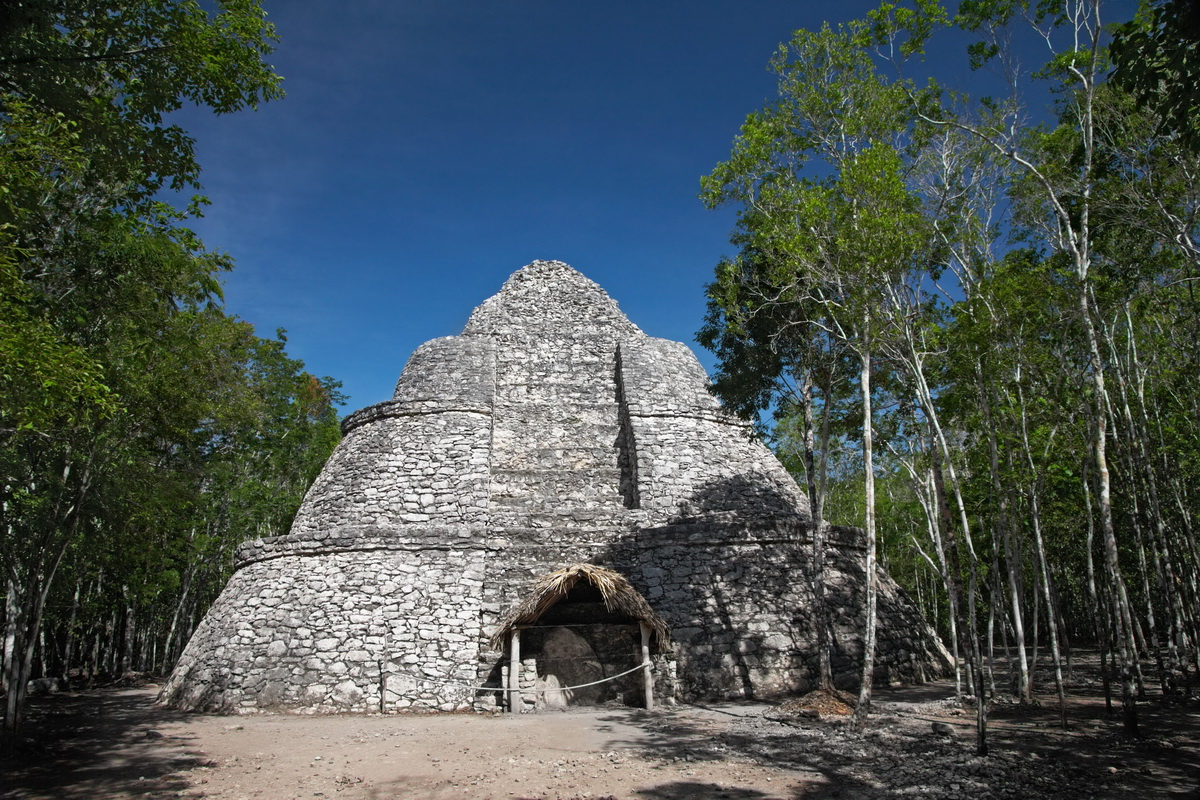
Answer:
[614,345,640,510]
[160,260,951,714]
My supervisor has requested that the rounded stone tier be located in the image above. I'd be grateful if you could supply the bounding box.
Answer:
[161,261,949,714]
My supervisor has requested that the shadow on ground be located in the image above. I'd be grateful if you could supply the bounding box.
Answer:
[1,685,203,800]
[598,705,879,799]
[596,668,1200,800]
[3,656,1198,800]
[981,690,1200,798]
[632,781,776,799]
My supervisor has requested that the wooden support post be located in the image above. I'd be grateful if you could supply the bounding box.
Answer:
[378,660,386,713]
[639,621,654,711]
[508,628,521,714]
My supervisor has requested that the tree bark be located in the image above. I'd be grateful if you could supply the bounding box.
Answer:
[854,333,878,731]
[802,373,835,693]
[977,364,1032,702]
[1081,294,1140,736]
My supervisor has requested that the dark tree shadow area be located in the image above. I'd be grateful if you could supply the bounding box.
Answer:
[598,708,880,800]
[1,684,205,800]
[972,651,1200,799]
[632,781,777,799]
[681,473,803,518]
[598,658,1200,800]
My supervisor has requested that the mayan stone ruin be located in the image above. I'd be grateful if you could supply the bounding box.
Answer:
[160,260,950,714]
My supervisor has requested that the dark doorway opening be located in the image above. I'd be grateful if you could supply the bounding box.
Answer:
[519,582,642,708]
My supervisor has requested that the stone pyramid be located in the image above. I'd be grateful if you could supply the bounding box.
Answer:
[161,261,948,713]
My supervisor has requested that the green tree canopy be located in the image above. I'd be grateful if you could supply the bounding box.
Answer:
[0,0,282,212]
[1110,0,1200,150]
[0,1,341,739]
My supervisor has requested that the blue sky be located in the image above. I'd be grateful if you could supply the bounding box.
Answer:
[174,1,1129,411]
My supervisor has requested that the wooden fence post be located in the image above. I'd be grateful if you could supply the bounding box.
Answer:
[639,621,654,711]
[508,628,521,714]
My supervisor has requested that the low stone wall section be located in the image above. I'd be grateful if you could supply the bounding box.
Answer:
[164,518,946,714]
[233,526,501,568]
[159,549,490,714]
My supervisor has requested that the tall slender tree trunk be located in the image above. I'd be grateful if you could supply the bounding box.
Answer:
[987,542,1001,699]
[1122,310,1187,691]
[1173,478,1200,677]
[918,465,963,699]
[854,334,878,731]
[929,428,986,755]
[120,585,134,676]
[1070,15,1138,729]
[162,564,195,673]
[2,575,16,696]
[1001,607,1018,698]
[88,616,101,689]
[977,364,1032,702]
[802,374,835,693]
[103,609,118,676]
[1104,330,1171,696]
[62,579,81,686]
[1080,293,1139,736]
[904,335,985,751]
[1014,381,1066,724]
[1029,486,1067,726]
[4,534,74,736]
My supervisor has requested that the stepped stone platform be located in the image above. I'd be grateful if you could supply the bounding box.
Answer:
[160,260,949,714]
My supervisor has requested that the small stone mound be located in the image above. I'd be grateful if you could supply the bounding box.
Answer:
[772,688,857,719]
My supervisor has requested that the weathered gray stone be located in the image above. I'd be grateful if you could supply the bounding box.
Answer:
[160,260,950,714]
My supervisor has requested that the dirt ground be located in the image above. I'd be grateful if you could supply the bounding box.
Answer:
[2,672,1198,800]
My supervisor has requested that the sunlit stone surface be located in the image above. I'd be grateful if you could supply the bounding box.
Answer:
[161,261,949,713]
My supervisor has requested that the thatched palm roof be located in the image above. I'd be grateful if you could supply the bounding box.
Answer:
[489,564,670,651]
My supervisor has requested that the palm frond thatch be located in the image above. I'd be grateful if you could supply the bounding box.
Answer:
[489,563,670,651]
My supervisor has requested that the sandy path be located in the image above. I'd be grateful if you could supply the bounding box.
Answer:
[3,678,1197,800]
[174,703,804,799]
[3,686,809,799]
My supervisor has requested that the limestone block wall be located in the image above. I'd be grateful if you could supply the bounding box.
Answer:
[290,334,496,538]
[290,412,492,535]
[462,261,641,340]
[488,333,625,523]
[160,549,491,713]
[390,336,496,408]
[476,519,949,706]
[479,264,636,529]
[611,523,950,699]
[618,338,809,520]
[162,260,950,715]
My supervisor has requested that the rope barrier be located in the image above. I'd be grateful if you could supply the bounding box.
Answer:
[386,661,651,694]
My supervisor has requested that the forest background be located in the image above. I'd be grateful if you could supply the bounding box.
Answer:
[1,0,1197,755]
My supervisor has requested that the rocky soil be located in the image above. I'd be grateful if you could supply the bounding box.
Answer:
[2,675,1197,799]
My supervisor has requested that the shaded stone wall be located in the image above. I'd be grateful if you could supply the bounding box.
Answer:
[611,523,947,699]
[161,261,949,714]
[618,337,808,517]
